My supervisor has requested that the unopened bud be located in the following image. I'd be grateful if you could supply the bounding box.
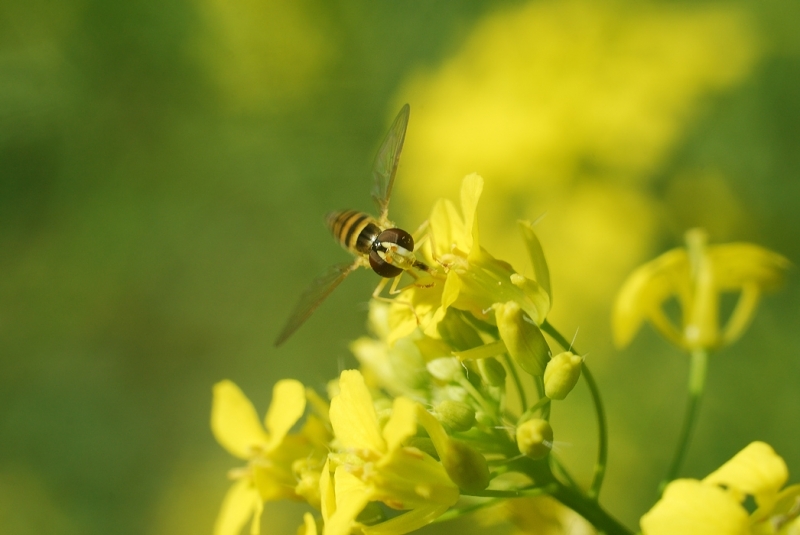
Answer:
[440,439,491,492]
[544,351,583,400]
[427,357,462,382]
[494,301,550,376]
[435,400,476,432]
[516,418,553,459]
[416,403,489,492]
[477,357,506,386]
[438,308,483,351]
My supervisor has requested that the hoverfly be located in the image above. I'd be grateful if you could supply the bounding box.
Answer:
[274,104,434,346]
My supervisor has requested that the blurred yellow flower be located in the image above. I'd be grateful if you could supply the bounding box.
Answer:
[323,369,459,535]
[612,229,789,351]
[641,442,799,535]
[211,380,329,535]
[396,0,759,329]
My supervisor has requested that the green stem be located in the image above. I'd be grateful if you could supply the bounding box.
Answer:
[517,396,551,425]
[515,457,633,535]
[461,484,556,499]
[581,364,608,500]
[503,354,528,413]
[660,348,708,491]
[550,482,633,535]
[434,498,503,522]
[541,320,608,499]
[534,375,550,420]
[550,454,581,491]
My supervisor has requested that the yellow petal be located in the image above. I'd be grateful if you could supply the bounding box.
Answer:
[751,484,800,532]
[709,243,790,291]
[387,300,421,345]
[212,380,269,459]
[721,283,761,346]
[319,459,336,524]
[249,498,263,535]
[640,479,748,535]
[415,403,450,457]
[429,198,466,259]
[213,478,260,535]
[382,397,418,452]
[264,379,307,451]
[460,173,483,253]
[703,442,788,507]
[252,462,297,502]
[518,220,552,307]
[612,248,689,348]
[441,271,462,310]
[324,467,372,535]
[300,512,317,535]
[305,387,331,424]
[330,370,386,453]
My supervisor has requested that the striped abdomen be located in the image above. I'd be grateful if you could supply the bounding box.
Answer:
[326,209,382,255]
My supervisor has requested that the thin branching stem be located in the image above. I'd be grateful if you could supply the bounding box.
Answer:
[541,320,608,499]
[503,354,528,413]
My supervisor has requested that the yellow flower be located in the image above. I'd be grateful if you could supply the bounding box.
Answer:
[349,301,432,399]
[388,174,551,369]
[641,442,799,535]
[432,174,550,326]
[211,380,329,535]
[613,229,789,351]
[323,370,460,535]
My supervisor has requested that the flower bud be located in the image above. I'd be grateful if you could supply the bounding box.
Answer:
[516,418,553,459]
[494,301,550,376]
[439,438,491,492]
[544,351,583,400]
[435,400,476,432]
[477,357,506,387]
[406,436,439,460]
[416,403,489,492]
[438,308,484,351]
[427,357,463,382]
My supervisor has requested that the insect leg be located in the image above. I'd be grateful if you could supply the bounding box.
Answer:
[371,277,423,325]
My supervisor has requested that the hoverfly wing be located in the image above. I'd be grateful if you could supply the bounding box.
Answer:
[274,261,361,346]
[371,103,410,223]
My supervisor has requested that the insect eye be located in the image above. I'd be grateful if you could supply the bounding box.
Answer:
[368,228,413,278]
[375,228,415,251]
[369,250,403,278]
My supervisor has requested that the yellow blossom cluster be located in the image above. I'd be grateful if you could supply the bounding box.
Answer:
[211,176,793,535]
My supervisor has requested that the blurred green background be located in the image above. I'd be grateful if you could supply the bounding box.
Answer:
[1,0,799,534]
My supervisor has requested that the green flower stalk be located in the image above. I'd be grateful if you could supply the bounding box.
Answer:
[612,228,790,490]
